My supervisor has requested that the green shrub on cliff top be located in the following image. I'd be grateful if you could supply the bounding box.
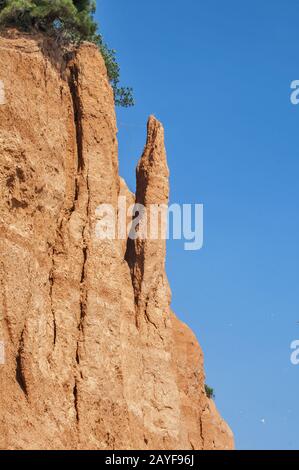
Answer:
[0,0,134,107]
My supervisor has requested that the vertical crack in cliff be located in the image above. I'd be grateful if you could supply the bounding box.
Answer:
[67,54,90,425]
[49,247,56,346]
[68,62,84,172]
[15,262,33,399]
[73,380,79,423]
[16,328,28,397]
[199,409,205,449]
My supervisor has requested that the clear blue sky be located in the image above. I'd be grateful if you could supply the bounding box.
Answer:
[95,0,299,450]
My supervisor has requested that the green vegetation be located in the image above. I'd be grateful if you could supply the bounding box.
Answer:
[205,384,215,399]
[0,0,134,107]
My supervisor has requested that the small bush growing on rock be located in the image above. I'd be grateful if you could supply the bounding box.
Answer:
[0,0,134,107]
[205,384,215,399]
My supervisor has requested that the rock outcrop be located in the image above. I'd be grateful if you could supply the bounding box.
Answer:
[0,32,234,450]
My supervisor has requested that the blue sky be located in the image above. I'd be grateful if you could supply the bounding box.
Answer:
[95,0,299,450]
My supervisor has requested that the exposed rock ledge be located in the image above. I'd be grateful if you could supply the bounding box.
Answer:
[0,32,234,450]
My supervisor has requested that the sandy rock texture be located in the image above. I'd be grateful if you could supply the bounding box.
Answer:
[0,32,234,450]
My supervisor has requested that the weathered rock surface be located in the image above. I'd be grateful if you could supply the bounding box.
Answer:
[0,32,234,450]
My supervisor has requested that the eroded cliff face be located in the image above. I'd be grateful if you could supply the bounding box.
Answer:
[0,32,234,450]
